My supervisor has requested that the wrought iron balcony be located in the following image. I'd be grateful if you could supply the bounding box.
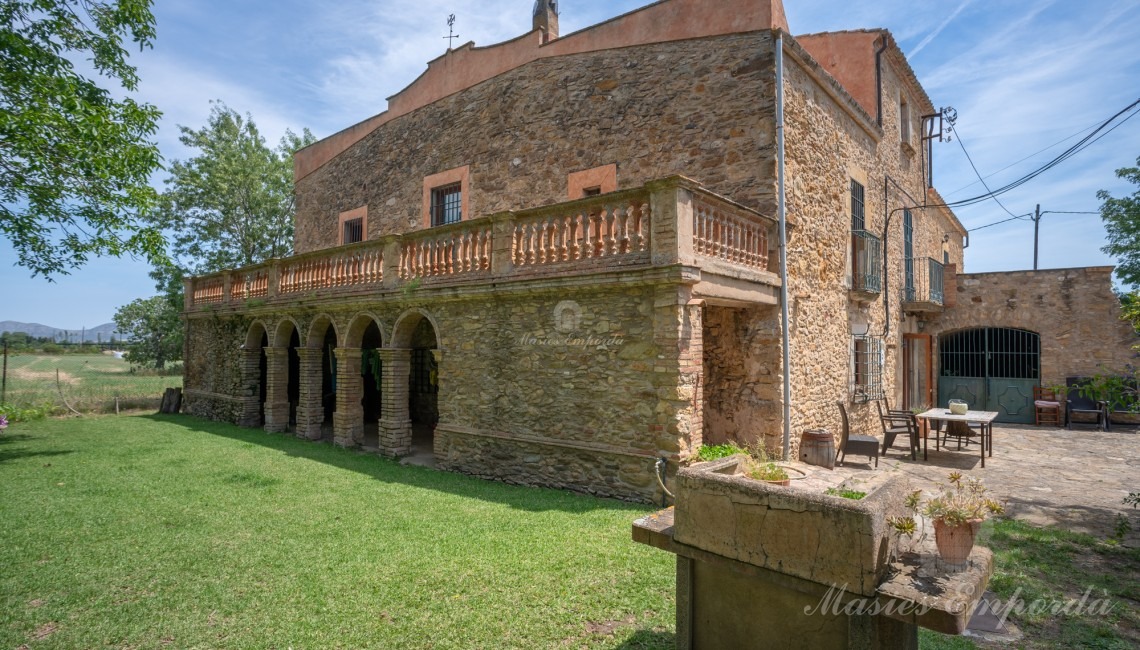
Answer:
[903,256,945,312]
[185,176,785,311]
[850,229,882,296]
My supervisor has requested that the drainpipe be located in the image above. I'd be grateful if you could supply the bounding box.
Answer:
[775,32,792,460]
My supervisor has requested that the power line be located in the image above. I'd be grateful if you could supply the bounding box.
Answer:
[943,118,1103,197]
[967,214,1031,232]
[942,97,1140,209]
[966,209,1099,233]
[953,126,1022,219]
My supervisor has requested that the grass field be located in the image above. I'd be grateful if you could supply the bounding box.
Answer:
[1,353,180,413]
[0,415,675,649]
[1,415,1135,648]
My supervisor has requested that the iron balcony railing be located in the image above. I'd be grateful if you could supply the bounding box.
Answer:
[851,229,882,294]
[904,257,944,306]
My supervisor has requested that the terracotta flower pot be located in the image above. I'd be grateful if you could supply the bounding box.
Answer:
[933,518,981,566]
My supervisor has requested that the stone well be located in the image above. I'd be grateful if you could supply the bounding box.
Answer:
[634,455,994,650]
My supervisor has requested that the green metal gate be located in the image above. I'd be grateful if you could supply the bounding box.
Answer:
[937,328,1040,423]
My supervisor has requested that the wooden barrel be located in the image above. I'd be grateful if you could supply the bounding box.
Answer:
[800,428,835,469]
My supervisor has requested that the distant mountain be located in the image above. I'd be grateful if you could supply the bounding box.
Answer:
[0,321,118,342]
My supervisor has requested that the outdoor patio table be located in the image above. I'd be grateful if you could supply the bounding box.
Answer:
[914,408,998,468]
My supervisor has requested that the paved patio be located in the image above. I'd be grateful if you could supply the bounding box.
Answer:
[790,423,1140,546]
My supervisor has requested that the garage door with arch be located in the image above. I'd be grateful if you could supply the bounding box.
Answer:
[937,327,1040,424]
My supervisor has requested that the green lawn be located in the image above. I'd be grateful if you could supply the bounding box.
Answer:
[1,353,181,413]
[0,415,674,649]
[2,416,1135,649]
[918,518,1140,650]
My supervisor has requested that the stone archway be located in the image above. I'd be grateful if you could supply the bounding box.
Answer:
[265,318,302,433]
[238,321,269,427]
[298,315,338,441]
[379,309,443,457]
[334,313,386,448]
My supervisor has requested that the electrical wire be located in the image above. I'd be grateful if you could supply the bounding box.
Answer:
[944,118,1104,197]
[953,126,1022,219]
[967,214,1032,232]
[942,98,1140,209]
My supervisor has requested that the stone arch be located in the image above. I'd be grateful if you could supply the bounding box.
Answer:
[272,317,301,348]
[306,313,340,348]
[239,320,271,427]
[344,312,388,349]
[244,320,269,349]
[390,308,442,349]
[265,317,302,433]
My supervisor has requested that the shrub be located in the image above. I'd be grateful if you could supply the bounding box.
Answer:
[695,443,747,462]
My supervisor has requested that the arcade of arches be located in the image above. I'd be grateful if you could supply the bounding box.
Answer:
[233,310,441,457]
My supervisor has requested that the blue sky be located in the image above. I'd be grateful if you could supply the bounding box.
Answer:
[2,0,1138,329]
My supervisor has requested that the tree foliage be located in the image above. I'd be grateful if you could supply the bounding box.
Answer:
[1100,156,1140,287]
[148,101,315,279]
[112,294,180,369]
[0,0,165,277]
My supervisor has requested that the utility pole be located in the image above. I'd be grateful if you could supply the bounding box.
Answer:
[2,338,8,404]
[1033,203,1041,270]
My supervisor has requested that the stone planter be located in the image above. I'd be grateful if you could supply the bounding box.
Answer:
[933,519,982,568]
[673,454,907,596]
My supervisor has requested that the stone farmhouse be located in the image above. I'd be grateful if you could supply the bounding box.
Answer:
[182,0,1137,501]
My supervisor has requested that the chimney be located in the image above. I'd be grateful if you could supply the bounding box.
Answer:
[533,0,558,43]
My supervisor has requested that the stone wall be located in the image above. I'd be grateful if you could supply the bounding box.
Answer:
[182,273,701,501]
[927,267,1139,386]
[715,38,968,455]
[183,314,252,422]
[702,304,781,448]
[293,31,778,254]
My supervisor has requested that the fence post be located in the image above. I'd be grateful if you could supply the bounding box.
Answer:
[2,338,7,404]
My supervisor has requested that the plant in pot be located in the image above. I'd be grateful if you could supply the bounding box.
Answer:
[889,472,1004,567]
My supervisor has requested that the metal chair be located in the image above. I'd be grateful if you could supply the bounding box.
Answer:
[836,401,879,468]
[1033,385,1063,427]
[876,400,918,460]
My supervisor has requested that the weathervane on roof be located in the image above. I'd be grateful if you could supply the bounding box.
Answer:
[444,14,459,49]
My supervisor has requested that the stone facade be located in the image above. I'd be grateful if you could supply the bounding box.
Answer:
[183,0,1124,503]
[927,267,1138,385]
[293,31,778,253]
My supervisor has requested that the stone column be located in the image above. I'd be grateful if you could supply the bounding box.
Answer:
[377,348,412,457]
[295,347,325,440]
[651,286,704,465]
[333,347,363,447]
[430,348,445,457]
[647,177,696,267]
[263,347,291,433]
[237,348,262,427]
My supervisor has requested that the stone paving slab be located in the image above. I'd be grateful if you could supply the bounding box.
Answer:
[799,423,1139,545]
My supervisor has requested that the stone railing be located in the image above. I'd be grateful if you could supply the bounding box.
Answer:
[692,194,770,271]
[399,221,492,281]
[510,188,652,272]
[185,177,779,310]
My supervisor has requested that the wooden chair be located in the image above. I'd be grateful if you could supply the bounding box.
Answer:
[876,400,918,460]
[836,401,879,468]
[1033,386,1063,427]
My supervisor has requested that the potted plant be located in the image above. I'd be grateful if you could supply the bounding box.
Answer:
[889,472,1004,567]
